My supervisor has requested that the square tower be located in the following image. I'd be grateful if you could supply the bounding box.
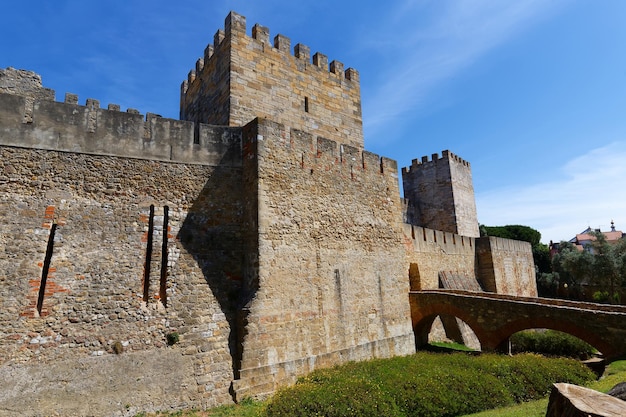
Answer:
[180,12,363,148]
[402,150,479,237]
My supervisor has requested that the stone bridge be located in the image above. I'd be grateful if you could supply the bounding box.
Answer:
[410,290,626,360]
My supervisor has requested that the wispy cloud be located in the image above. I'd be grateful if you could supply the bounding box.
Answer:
[476,142,626,243]
[361,0,568,140]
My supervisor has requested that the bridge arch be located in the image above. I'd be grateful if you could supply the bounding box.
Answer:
[410,290,626,360]
[488,317,613,357]
[411,302,489,351]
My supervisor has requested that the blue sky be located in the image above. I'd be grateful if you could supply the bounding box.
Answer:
[2,1,625,243]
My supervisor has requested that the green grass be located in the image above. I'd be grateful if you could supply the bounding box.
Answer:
[429,341,477,352]
[139,357,626,417]
[264,352,594,417]
[462,360,626,417]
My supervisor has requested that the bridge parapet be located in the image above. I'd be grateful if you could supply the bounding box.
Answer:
[416,290,626,313]
[410,290,626,360]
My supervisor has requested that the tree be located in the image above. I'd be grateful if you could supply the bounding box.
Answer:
[551,241,593,299]
[481,225,541,247]
[588,231,626,302]
[550,232,626,303]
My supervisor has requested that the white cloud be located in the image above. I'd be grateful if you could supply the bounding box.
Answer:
[476,142,626,243]
[361,0,568,140]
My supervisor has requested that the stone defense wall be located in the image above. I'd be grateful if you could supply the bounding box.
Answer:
[0,10,539,414]
[402,225,536,349]
[232,118,415,399]
[402,151,480,238]
[0,67,54,101]
[476,236,538,297]
[403,224,476,291]
[0,85,247,413]
[402,225,536,297]
[180,12,363,148]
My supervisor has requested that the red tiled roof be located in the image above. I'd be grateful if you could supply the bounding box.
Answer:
[575,230,623,243]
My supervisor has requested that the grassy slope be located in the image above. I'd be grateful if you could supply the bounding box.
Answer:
[462,360,626,417]
[138,360,626,417]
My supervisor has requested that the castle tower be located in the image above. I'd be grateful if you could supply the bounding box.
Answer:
[180,12,363,148]
[402,150,479,237]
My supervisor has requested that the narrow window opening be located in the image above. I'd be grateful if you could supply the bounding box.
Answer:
[143,205,155,302]
[37,223,57,315]
[193,124,200,145]
[159,206,170,307]
[304,97,309,113]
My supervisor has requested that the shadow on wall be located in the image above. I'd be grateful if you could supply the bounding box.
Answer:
[176,131,249,381]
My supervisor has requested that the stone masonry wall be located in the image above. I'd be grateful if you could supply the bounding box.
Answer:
[0,107,246,413]
[0,90,241,166]
[181,12,363,148]
[0,10,539,412]
[0,67,54,101]
[402,224,477,291]
[401,225,535,349]
[232,118,414,399]
[401,226,536,297]
[448,153,480,238]
[476,236,537,297]
[402,150,479,238]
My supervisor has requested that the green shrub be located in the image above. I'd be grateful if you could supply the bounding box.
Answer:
[266,373,403,417]
[593,291,610,303]
[510,330,595,359]
[264,352,594,417]
[166,332,180,346]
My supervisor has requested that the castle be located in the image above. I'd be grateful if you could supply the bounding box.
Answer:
[0,12,536,416]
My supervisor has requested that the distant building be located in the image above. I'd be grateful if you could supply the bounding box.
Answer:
[550,220,625,256]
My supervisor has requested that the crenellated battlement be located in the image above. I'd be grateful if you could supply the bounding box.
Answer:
[0,89,242,167]
[0,11,538,414]
[401,149,479,238]
[401,149,470,175]
[181,11,358,97]
[403,223,475,255]
[240,119,396,186]
[180,11,364,148]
